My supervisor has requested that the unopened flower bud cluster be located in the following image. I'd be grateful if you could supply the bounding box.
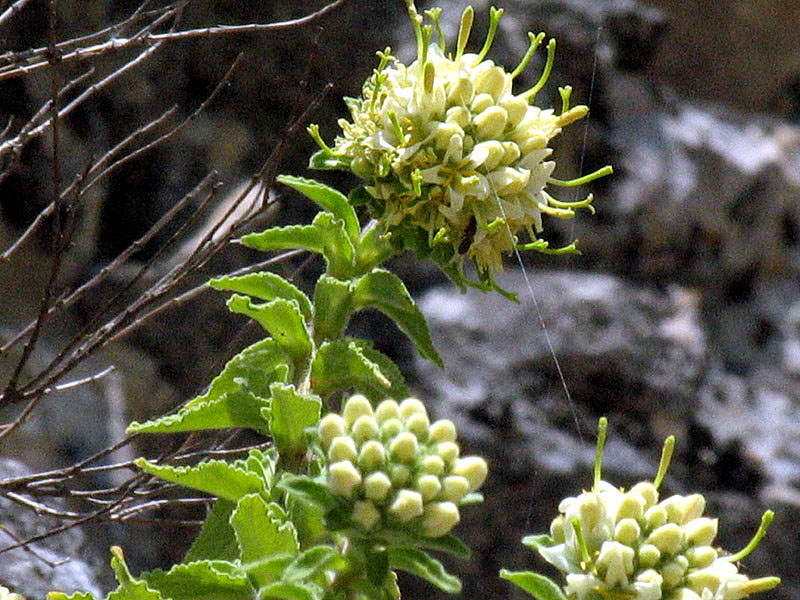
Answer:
[0,588,24,600]
[310,1,604,280]
[539,479,779,600]
[318,394,487,538]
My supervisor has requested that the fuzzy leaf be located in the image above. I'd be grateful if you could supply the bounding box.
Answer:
[311,275,353,343]
[283,546,344,583]
[277,474,337,511]
[311,338,411,401]
[211,272,312,322]
[387,548,461,593]
[268,383,321,457]
[142,560,252,600]
[232,494,298,588]
[256,582,316,600]
[277,175,360,244]
[499,571,567,600]
[227,296,312,368]
[365,547,390,588]
[243,213,355,280]
[136,455,266,502]
[128,389,271,435]
[128,339,290,435]
[309,149,348,171]
[352,269,442,366]
[241,224,324,255]
[184,499,240,563]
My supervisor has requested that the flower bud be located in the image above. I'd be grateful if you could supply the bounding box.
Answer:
[388,489,424,522]
[358,440,386,472]
[421,502,460,537]
[614,518,641,547]
[687,570,722,594]
[343,395,373,426]
[470,140,505,171]
[441,475,471,502]
[446,105,471,128]
[351,415,380,443]
[550,516,566,543]
[415,474,442,502]
[329,461,362,498]
[429,420,457,443]
[421,455,445,475]
[500,141,521,165]
[381,418,404,440]
[390,432,419,463]
[615,493,645,522]
[684,517,718,547]
[487,166,530,195]
[451,456,488,492]
[352,500,381,530]
[374,399,401,423]
[645,505,668,530]
[682,494,706,522]
[630,482,659,508]
[473,106,508,139]
[637,544,661,569]
[437,441,460,465]
[470,92,494,114]
[661,558,688,588]
[406,413,430,442]
[399,398,427,420]
[648,523,684,555]
[318,413,347,448]
[390,464,411,487]
[364,472,392,502]
[328,436,358,463]
[501,97,528,128]
[447,77,474,106]
[474,66,507,100]
[686,545,717,568]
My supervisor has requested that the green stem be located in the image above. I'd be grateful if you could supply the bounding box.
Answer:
[726,511,775,563]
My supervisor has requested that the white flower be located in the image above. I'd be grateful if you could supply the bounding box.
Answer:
[309,1,610,289]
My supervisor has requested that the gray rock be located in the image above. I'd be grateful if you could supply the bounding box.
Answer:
[0,459,102,599]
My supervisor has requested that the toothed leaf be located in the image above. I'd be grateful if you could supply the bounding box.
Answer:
[142,560,251,600]
[387,548,461,594]
[211,272,312,322]
[184,499,239,563]
[267,383,321,457]
[499,571,567,600]
[311,275,353,342]
[352,269,442,366]
[277,175,360,244]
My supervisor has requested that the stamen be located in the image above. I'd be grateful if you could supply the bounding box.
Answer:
[544,192,596,213]
[455,6,474,63]
[421,24,433,67]
[559,85,572,114]
[548,166,613,188]
[517,240,579,255]
[520,38,556,102]
[571,516,592,567]
[726,510,775,563]
[653,435,675,490]
[424,8,445,51]
[511,32,545,79]
[405,0,424,64]
[307,124,336,156]
[593,417,608,493]
[473,7,504,66]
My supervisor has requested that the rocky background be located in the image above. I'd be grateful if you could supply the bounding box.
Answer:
[1,0,799,598]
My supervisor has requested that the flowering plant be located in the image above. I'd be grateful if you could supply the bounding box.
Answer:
[22,2,777,600]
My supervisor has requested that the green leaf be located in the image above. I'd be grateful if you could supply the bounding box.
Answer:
[184,499,240,563]
[351,269,442,366]
[232,494,299,588]
[256,582,316,600]
[311,338,410,401]
[268,383,321,457]
[499,571,567,600]
[142,561,252,600]
[128,339,290,435]
[136,455,266,502]
[387,548,461,594]
[277,175,360,244]
[283,546,344,583]
[111,546,166,600]
[241,224,325,255]
[243,213,355,280]
[521,534,556,552]
[211,272,312,322]
[379,530,471,559]
[277,474,337,511]
[311,275,353,343]
[364,547,390,588]
[128,389,271,435]
[227,296,312,369]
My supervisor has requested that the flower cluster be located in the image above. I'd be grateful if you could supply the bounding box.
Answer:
[309,1,610,287]
[318,394,487,538]
[534,422,780,600]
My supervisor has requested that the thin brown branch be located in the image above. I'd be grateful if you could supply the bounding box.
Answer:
[0,0,33,29]
[0,0,349,82]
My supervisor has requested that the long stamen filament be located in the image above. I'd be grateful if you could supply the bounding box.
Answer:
[548,166,614,188]
[472,7,504,66]
[653,435,675,490]
[593,417,608,493]
[726,511,775,563]
[521,38,556,101]
[511,32,545,79]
